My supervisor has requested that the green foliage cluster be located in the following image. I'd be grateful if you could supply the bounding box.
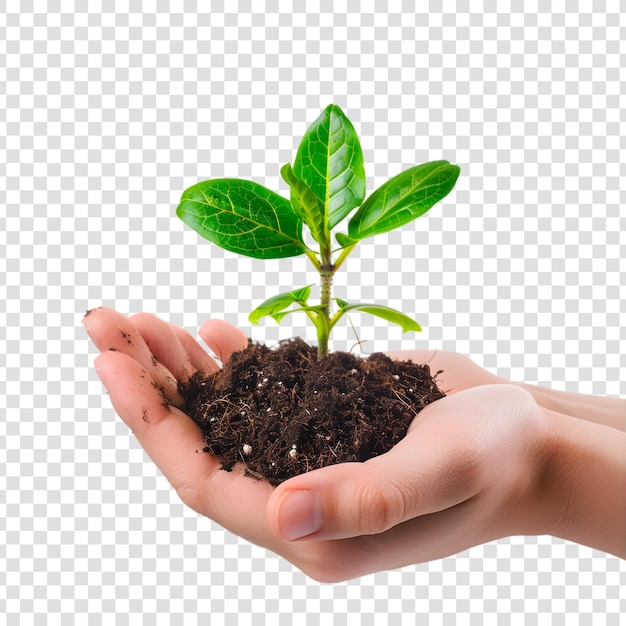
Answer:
[177,105,459,357]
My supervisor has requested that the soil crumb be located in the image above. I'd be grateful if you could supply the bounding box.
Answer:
[180,338,445,486]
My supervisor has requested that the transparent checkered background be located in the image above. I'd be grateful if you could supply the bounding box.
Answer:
[1,2,625,623]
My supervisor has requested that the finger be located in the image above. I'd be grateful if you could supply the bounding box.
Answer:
[267,448,478,543]
[94,348,284,549]
[198,319,248,363]
[268,385,535,542]
[94,349,217,496]
[168,323,219,374]
[130,312,195,381]
[84,307,183,405]
[384,349,504,393]
[291,499,488,583]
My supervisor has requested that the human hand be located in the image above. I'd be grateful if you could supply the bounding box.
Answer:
[85,309,626,581]
[387,348,626,432]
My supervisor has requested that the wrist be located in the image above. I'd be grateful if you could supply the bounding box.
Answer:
[538,408,626,557]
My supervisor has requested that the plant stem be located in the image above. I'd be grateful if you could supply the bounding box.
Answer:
[317,245,334,358]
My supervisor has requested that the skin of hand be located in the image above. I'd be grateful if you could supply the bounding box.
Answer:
[84,308,626,582]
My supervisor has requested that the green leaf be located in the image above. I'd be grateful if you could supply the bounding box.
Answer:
[176,178,307,260]
[335,232,358,248]
[249,286,312,324]
[294,104,366,231]
[271,305,324,324]
[280,163,326,244]
[333,300,422,333]
[347,161,460,241]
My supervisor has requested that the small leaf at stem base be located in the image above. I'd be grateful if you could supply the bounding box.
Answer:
[333,300,422,333]
[248,286,313,324]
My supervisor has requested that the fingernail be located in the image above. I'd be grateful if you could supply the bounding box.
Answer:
[278,490,322,541]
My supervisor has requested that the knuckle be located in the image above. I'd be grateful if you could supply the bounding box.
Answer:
[174,480,206,516]
[352,476,407,535]
[445,447,483,494]
[173,461,220,517]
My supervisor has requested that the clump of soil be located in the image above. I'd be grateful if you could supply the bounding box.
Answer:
[180,338,445,486]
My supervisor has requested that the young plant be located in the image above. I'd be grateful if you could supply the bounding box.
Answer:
[176,104,460,358]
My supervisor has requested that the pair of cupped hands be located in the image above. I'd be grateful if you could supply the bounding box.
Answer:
[84,307,626,582]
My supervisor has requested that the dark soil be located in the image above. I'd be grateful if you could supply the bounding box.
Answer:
[180,338,445,486]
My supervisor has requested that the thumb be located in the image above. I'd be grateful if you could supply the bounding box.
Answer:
[266,384,537,542]
[198,318,248,363]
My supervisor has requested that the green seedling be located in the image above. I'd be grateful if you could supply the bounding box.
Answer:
[176,104,460,358]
